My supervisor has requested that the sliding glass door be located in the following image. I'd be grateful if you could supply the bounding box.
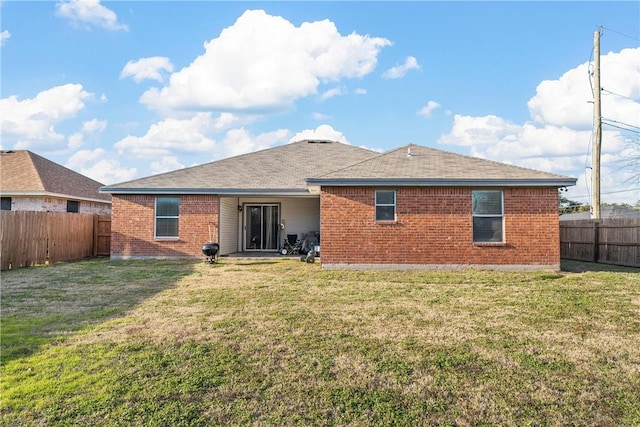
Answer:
[245,204,280,251]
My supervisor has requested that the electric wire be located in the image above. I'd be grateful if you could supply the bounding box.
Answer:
[602,26,640,42]
[602,88,640,102]
[602,121,640,135]
[601,118,640,130]
[566,187,640,199]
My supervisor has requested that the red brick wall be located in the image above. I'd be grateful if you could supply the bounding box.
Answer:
[320,187,560,267]
[111,195,219,258]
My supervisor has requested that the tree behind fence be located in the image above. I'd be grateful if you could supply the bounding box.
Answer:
[560,218,640,268]
[0,211,109,270]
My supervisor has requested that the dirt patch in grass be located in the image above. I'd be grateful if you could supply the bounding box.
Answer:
[2,258,639,425]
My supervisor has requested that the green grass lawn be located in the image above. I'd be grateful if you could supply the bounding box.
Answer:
[1,258,639,426]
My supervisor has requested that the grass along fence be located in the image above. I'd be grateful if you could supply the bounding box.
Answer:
[560,218,640,268]
[0,211,110,270]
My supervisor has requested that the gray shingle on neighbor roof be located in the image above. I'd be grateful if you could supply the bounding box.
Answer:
[307,144,576,186]
[101,140,379,193]
[0,150,111,202]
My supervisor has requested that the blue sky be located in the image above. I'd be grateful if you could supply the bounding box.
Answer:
[1,1,639,205]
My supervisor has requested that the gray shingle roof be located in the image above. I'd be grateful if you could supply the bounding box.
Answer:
[307,144,576,187]
[1,150,111,202]
[102,141,576,194]
[101,140,379,194]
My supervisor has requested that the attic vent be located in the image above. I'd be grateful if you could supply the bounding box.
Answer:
[306,139,333,144]
[1,150,15,154]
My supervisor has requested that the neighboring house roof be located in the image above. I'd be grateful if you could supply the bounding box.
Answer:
[560,205,640,220]
[0,150,111,203]
[307,144,576,187]
[101,140,380,195]
[101,140,577,195]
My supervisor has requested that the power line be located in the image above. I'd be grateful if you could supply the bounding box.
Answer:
[602,121,640,135]
[602,26,640,42]
[602,88,640,102]
[568,187,640,199]
[602,118,640,130]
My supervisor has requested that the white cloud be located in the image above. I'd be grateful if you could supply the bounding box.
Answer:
[121,57,174,82]
[221,127,290,158]
[528,48,639,130]
[312,112,331,120]
[0,84,92,149]
[438,48,640,204]
[67,148,136,185]
[439,115,523,147]
[114,113,218,157]
[288,124,349,144]
[382,56,420,79]
[67,133,84,150]
[320,86,345,100]
[67,118,107,150]
[82,118,107,133]
[56,0,128,31]
[140,9,390,112]
[1,30,10,47]
[417,100,441,118]
[151,156,185,175]
[354,88,367,95]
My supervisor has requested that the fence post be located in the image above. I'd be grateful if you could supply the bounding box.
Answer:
[593,221,600,263]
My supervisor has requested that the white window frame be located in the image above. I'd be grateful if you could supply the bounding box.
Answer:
[472,190,504,243]
[375,190,396,222]
[155,197,180,239]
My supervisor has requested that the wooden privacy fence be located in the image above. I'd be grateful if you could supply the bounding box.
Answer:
[0,211,111,271]
[560,218,640,268]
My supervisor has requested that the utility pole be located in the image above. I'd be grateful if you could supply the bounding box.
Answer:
[591,26,603,219]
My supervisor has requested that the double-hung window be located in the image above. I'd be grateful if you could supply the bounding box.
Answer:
[156,197,179,238]
[472,190,503,243]
[375,190,396,221]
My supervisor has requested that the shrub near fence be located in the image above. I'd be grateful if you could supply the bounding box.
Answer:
[0,211,110,271]
[560,218,640,268]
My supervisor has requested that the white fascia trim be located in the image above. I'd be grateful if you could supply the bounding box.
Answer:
[1,191,111,204]
[101,188,312,196]
[306,178,577,187]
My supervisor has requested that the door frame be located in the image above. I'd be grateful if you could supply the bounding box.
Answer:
[242,203,281,252]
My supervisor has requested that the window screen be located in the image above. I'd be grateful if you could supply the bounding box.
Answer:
[472,191,503,243]
[375,190,396,221]
[156,197,179,238]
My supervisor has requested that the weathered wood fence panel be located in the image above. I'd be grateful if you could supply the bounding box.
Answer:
[94,215,111,256]
[0,211,111,270]
[560,218,640,268]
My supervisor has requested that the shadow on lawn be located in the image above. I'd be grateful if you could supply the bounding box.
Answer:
[561,259,639,273]
[0,258,198,365]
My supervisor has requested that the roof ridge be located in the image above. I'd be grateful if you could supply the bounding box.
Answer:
[24,151,47,191]
[409,144,572,178]
[312,145,393,179]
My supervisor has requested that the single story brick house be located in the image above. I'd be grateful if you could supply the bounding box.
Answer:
[101,140,576,270]
[1,150,111,214]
